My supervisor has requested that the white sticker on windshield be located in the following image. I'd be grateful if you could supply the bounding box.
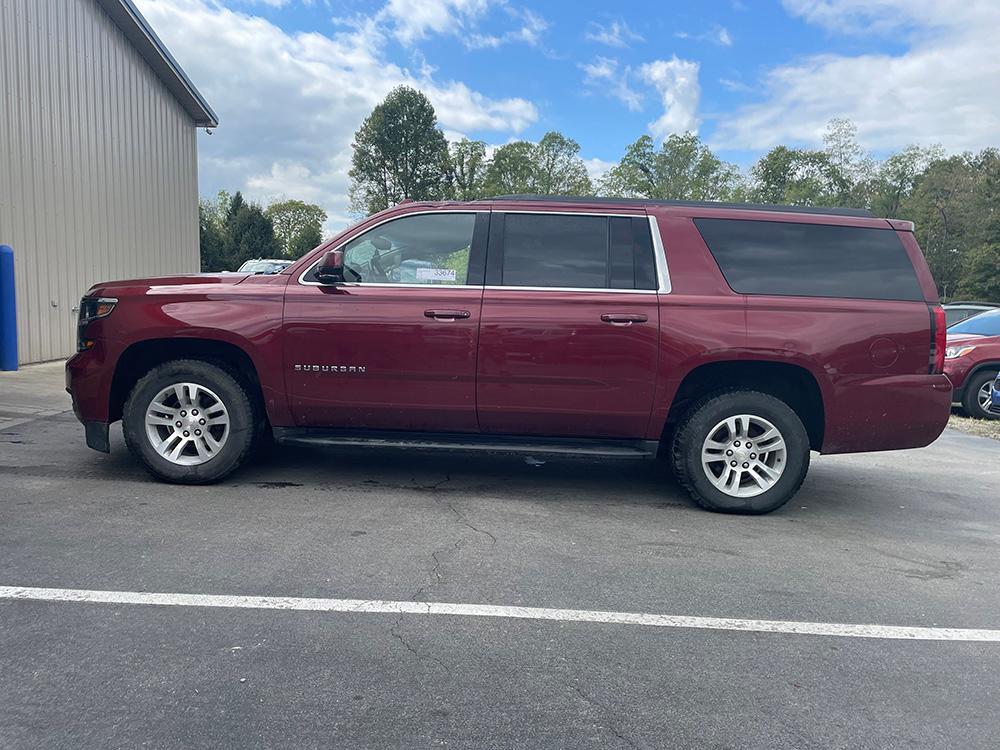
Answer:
[416,268,457,282]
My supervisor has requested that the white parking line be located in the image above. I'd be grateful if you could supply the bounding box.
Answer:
[3,585,999,642]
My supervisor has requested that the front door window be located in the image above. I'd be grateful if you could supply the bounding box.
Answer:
[341,213,475,285]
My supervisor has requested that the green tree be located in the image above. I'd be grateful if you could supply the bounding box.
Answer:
[265,199,327,257]
[955,244,1000,302]
[225,191,246,225]
[349,86,449,215]
[899,155,982,298]
[447,139,490,200]
[750,146,851,206]
[225,199,280,268]
[531,131,592,196]
[864,144,943,218]
[198,201,228,272]
[601,133,742,201]
[483,141,537,195]
[289,222,324,259]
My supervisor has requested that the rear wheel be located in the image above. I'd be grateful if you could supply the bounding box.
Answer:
[960,370,1000,420]
[123,359,256,483]
[671,389,811,514]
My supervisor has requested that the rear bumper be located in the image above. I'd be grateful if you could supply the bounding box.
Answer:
[821,373,953,454]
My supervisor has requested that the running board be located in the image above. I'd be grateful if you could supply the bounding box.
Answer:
[274,428,659,459]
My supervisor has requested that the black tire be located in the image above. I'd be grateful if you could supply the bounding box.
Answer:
[670,389,811,514]
[123,359,256,484]
[960,370,1000,420]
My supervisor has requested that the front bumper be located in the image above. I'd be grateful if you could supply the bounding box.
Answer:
[66,342,117,453]
[943,358,974,399]
[83,421,110,453]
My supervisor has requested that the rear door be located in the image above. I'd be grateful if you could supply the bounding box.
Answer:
[476,211,660,438]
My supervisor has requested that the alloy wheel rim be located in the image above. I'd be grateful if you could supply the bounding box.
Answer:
[978,381,992,412]
[701,414,787,498]
[144,382,230,466]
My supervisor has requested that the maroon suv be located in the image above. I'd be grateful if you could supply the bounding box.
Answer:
[66,196,952,514]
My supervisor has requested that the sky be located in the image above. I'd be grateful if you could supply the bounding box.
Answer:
[134,0,1000,231]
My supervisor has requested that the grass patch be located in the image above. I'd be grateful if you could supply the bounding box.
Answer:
[948,412,1000,441]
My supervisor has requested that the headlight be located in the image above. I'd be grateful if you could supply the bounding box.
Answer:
[77,297,117,351]
[944,345,976,359]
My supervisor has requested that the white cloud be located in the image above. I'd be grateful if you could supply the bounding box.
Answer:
[466,7,547,49]
[713,0,1000,152]
[719,77,753,93]
[134,0,537,230]
[378,0,488,44]
[580,56,642,111]
[582,157,615,182]
[675,26,733,46]
[639,57,701,141]
[584,20,643,48]
[372,0,545,49]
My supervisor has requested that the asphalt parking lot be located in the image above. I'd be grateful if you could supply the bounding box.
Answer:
[2,363,1000,749]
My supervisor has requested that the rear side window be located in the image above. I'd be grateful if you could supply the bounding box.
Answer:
[499,213,656,290]
[694,218,923,301]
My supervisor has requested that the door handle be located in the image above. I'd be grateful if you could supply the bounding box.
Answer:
[424,309,471,320]
[601,313,648,326]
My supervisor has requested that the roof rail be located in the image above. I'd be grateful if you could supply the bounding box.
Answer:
[487,194,875,218]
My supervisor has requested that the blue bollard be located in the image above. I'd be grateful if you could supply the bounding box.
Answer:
[0,244,17,371]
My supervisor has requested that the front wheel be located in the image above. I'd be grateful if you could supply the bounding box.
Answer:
[123,359,256,483]
[960,370,1000,420]
[671,390,811,514]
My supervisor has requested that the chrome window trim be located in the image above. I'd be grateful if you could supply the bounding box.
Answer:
[648,215,671,294]
[496,209,646,218]
[484,286,656,294]
[298,208,671,293]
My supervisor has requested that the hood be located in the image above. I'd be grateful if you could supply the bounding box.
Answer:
[85,273,250,297]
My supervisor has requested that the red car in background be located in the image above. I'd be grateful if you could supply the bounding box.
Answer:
[945,308,1000,419]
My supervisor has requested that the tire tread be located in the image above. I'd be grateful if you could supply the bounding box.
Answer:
[122,359,256,484]
[670,388,809,514]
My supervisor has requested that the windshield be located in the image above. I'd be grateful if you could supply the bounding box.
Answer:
[948,308,1000,336]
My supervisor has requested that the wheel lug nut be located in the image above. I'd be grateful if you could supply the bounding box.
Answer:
[746,442,752,448]
[742,462,749,468]
[192,410,198,415]
[734,441,740,447]
[750,453,757,459]
[180,411,186,417]
[195,429,201,436]
[726,450,733,456]
[175,421,182,427]
[199,419,206,425]
[730,461,737,467]
[183,431,190,437]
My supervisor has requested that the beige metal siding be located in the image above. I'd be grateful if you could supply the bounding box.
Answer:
[0,0,199,364]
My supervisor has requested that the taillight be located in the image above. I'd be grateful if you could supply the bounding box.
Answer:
[929,304,946,374]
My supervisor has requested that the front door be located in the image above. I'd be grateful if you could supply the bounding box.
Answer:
[477,211,660,438]
[283,211,488,432]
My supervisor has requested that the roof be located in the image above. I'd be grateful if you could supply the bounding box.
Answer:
[489,195,875,218]
[95,0,218,127]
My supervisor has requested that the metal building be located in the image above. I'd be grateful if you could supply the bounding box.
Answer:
[0,0,216,364]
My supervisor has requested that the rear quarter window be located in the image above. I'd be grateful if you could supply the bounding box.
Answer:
[693,218,924,301]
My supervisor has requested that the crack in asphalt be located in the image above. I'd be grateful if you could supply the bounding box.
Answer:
[561,680,641,749]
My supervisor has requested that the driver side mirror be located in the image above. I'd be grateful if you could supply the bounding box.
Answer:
[316,249,344,284]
